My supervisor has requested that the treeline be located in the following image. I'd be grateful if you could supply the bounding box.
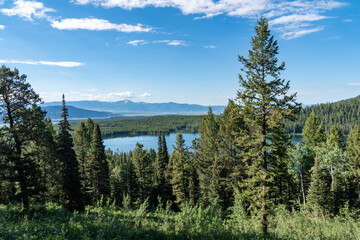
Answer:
[71,115,204,138]
[286,95,360,134]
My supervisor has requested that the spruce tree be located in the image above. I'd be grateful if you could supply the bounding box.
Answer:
[236,17,300,234]
[302,111,326,146]
[346,125,360,202]
[169,133,191,205]
[132,143,152,204]
[58,95,84,212]
[89,123,110,204]
[307,151,329,218]
[218,100,245,208]
[74,121,92,204]
[155,132,171,203]
[327,124,344,149]
[197,107,220,205]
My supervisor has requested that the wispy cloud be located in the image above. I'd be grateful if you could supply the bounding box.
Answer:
[40,90,152,102]
[1,0,55,21]
[127,39,148,46]
[0,59,84,67]
[204,45,216,49]
[343,19,352,22]
[0,24,4,30]
[50,18,152,32]
[282,26,324,40]
[153,40,186,46]
[70,0,346,39]
[347,83,360,86]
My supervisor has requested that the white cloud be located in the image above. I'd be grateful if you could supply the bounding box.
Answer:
[50,18,152,32]
[281,26,324,39]
[204,45,216,48]
[127,39,148,46]
[140,92,152,98]
[1,0,55,21]
[70,0,346,39]
[0,59,84,67]
[270,13,329,25]
[153,40,186,46]
[343,19,352,23]
[0,24,4,30]
[40,91,152,102]
[347,83,360,86]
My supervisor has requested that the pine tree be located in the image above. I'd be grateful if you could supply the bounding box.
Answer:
[218,100,245,209]
[169,133,191,205]
[307,151,329,218]
[346,125,360,203]
[154,132,171,203]
[197,107,220,205]
[327,124,344,149]
[58,94,84,212]
[74,121,92,204]
[33,118,63,203]
[302,111,326,146]
[236,17,300,234]
[88,123,110,204]
[0,66,43,209]
[132,143,152,204]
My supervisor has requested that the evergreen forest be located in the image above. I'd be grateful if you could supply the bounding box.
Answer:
[1,18,360,239]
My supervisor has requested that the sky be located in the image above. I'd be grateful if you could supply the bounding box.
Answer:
[0,0,359,106]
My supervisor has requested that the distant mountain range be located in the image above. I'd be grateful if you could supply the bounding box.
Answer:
[43,105,117,120]
[41,100,226,120]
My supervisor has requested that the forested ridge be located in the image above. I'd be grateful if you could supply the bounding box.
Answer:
[286,95,360,134]
[1,18,360,239]
[71,115,204,138]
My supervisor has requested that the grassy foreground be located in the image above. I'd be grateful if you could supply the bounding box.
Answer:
[0,201,358,240]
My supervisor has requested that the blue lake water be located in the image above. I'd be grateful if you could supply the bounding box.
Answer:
[104,133,303,153]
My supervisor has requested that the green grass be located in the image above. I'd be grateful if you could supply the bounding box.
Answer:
[1,202,359,240]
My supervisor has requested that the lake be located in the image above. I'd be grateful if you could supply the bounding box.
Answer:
[104,133,303,153]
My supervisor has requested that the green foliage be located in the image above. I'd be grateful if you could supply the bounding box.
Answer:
[88,123,110,204]
[236,17,300,234]
[285,95,360,134]
[72,115,205,138]
[197,107,221,205]
[1,203,360,240]
[169,133,192,205]
[302,111,326,146]
[58,95,84,212]
[0,65,43,209]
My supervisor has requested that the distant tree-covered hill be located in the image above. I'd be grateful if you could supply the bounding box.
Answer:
[71,115,204,138]
[286,95,360,134]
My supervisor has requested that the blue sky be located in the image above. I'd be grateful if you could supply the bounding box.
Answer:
[0,0,359,105]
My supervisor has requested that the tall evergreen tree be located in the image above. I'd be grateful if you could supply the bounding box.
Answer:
[302,111,326,146]
[218,100,245,209]
[58,94,84,212]
[154,132,171,203]
[327,124,344,149]
[132,143,152,204]
[236,17,300,234]
[307,151,329,218]
[0,66,43,209]
[197,107,220,205]
[169,133,191,205]
[346,125,360,203]
[74,121,92,204]
[89,123,110,204]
